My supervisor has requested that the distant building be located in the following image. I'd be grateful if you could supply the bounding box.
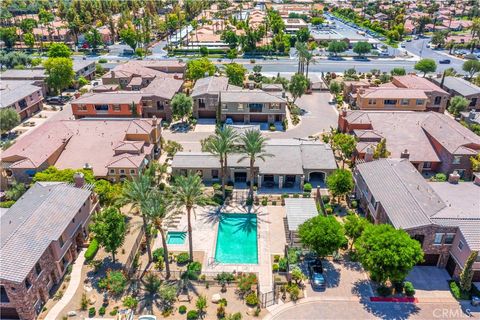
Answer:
[431,76,480,111]
[338,110,480,179]
[1,118,161,184]
[0,179,99,320]
[0,80,44,120]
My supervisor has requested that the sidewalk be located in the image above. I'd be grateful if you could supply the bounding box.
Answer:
[45,249,86,320]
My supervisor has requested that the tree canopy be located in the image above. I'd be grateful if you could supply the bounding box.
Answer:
[463,60,480,79]
[119,27,138,50]
[344,214,370,249]
[373,138,391,159]
[171,93,193,122]
[327,41,348,56]
[448,96,469,117]
[326,169,354,200]
[352,41,372,56]
[0,108,20,133]
[298,215,346,258]
[186,58,215,80]
[296,27,310,42]
[224,63,247,86]
[288,73,309,103]
[89,207,127,262]
[356,224,424,283]
[48,43,72,58]
[43,57,75,95]
[85,28,103,51]
[414,58,436,77]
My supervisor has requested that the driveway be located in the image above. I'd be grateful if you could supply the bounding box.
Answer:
[265,92,338,139]
[302,259,373,300]
[405,266,455,302]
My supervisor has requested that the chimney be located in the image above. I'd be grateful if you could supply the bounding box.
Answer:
[73,172,85,188]
[473,173,480,186]
[448,171,460,184]
[400,149,410,159]
[365,146,374,162]
[469,110,476,121]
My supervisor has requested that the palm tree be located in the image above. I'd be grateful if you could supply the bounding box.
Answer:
[141,190,173,278]
[117,173,154,263]
[238,130,273,199]
[171,172,211,261]
[204,126,239,199]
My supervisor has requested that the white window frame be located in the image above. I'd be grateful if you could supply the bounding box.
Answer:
[433,233,443,245]
[452,156,461,165]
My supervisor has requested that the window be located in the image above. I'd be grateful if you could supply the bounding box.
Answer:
[401,99,409,106]
[0,285,9,303]
[458,240,464,250]
[270,103,280,110]
[212,169,219,179]
[423,162,432,169]
[18,99,28,110]
[119,169,125,174]
[384,99,397,105]
[444,233,455,244]
[369,194,376,208]
[112,104,121,111]
[470,98,477,107]
[452,156,461,164]
[416,99,424,105]
[130,169,135,174]
[94,104,109,112]
[25,278,32,290]
[368,99,376,105]
[249,103,263,112]
[198,98,205,109]
[156,101,164,111]
[58,235,64,248]
[238,103,244,110]
[434,233,443,244]
[77,104,87,111]
[222,103,228,110]
[35,263,42,276]
[434,96,442,105]
[109,169,115,174]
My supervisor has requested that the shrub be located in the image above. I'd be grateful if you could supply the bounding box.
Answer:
[219,298,228,306]
[377,284,392,297]
[215,272,235,284]
[271,200,277,206]
[88,307,96,318]
[281,193,289,198]
[272,263,279,272]
[80,293,88,310]
[98,58,107,63]
[325,207,333,215]
[153,248,165,262]
[434,173,447,182]
[278,257,287,272]
[269,123,276,131]
[287,283,300,301]
[245,292,259,306]
[99,306,106,316]
[217,304,226,318]
[187,310,198,320]
[123,295,138,309]
[350,200,358,208]
[179,305,187,314]
[322,195,330,204]
[84,239,99,261]
[293,193,300,198]
[237,273,257,295]
[176,252,190,265]
[185,261,202,280]
[261,198,268,206]
[449,281,470,300]
[98,270,127,295]
[287,248,298,264]
[0,200,15,208]
[109,308,118,316]
[303,192,310,198]
[273,255,280,262]
[212,183,221,190]
[77,76,89,88]
[303,183,312,192]
[404,281,415,297]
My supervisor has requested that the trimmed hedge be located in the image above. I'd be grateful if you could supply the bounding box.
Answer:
[0,200,15,208]
[84,238,99,261]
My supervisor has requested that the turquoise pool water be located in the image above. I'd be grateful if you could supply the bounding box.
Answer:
[214,214,258,264]
[167,231,186,245]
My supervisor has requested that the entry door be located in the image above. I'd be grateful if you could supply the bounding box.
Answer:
[234,172,247,182]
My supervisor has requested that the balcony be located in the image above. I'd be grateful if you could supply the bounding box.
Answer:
[248,103,263,113]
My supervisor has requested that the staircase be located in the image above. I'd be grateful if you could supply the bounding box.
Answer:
[283,217,302,248]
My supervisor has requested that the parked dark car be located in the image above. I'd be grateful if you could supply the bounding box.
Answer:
[308,261,326,290]
[46,96,70,105]
[439,59,451,64]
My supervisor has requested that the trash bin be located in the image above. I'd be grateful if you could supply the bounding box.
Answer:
[472,296,480,306]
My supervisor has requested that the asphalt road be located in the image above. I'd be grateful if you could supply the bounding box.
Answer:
[404,37,465,71]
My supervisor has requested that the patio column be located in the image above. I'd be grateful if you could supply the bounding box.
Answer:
[278,175,283,189]
[257,174,262,189]
[300,175,305,190]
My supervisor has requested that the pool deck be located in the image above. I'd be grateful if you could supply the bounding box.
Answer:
[153,204,275,294]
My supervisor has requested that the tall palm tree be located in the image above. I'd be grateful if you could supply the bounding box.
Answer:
[141,190,173,278]
[117,173,154,263]
[204,126,239,199]
[238,129,273,199]
[171,172,211,261]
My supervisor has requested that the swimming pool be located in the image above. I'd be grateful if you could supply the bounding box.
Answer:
[214,214,258,264]
[167,231,186,245]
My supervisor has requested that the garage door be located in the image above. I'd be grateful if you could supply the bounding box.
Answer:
[250,114,268,122]
[227,114,245,122]
[198,110,216,118]
[0,307,20,319]
[418,254,440,266]
[446,255,457,277]
[234,172,247,182]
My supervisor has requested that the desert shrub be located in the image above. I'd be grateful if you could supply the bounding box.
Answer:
[350,200,358,208]
[88,307,96,318]
[153,248,165,262]
[81,293,88,310]
[261,198,268,206]
[179,305,187,314]
[245,292,259,306]
[287,283,300,301]
[272,263,279,272]
[176,252,190,265]
[237,273,257,296]
[322,195,330,204]
[187,310,198,320]
[303,192,310,198]
[278,257,287,272]
[99,306,106,316]
[303,183,312,192]
[273,255,280,262]
[184,261,202,280]
[293,193,300,198]
[215,272,235,284]
[0,200,15,208]
[434,173,447,182]
[98,270,127,295]
[84,239,99,261]
[404,281,415,297]
[123,295,138,309]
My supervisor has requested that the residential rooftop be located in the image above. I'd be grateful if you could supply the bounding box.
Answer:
[0,80,43,108]
[432,76,480,97]
[0,182,92,283]
[220,90,286,104]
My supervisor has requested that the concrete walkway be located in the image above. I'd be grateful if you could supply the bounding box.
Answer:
[45,249,86,320]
